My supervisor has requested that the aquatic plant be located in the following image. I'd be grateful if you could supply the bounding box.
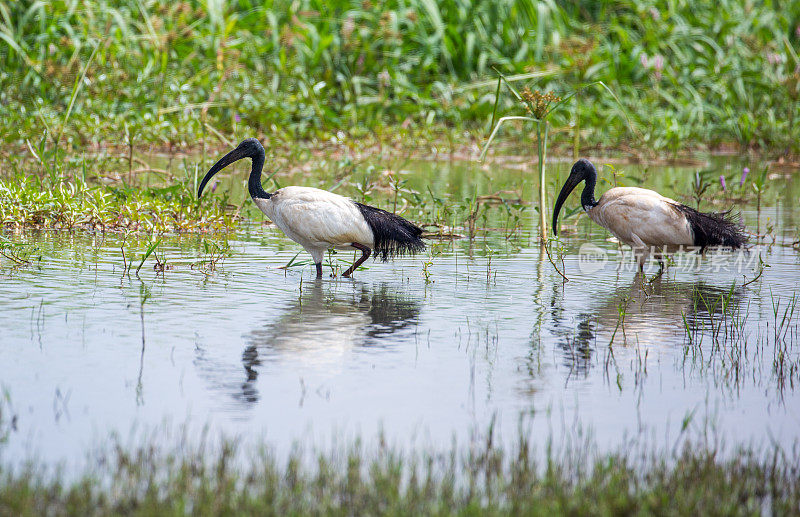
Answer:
[0,235,39,267]
[191,238,232,274]
[135,238,161,275]
[751,167,770,234]
[480,70,626,242]
[691,170,713,209]
[0,172,236,233]
[739,167,750,188]
[421,253,436,285]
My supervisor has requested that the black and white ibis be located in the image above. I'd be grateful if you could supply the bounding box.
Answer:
[552,159,747,271]
[198,138,425,278]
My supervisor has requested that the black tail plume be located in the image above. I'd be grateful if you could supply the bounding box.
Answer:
[674,204,748,249]
[355,203,426,261]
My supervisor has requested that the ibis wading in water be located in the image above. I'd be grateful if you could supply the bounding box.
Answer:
[198,138,425,278]
[552,159,747,272]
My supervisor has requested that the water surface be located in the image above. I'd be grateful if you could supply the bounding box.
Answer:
[1,157,799,466]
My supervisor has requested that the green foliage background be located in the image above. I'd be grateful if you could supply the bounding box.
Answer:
[0,0,798,154]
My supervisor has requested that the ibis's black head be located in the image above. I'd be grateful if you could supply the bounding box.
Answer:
[198,138,269,200]
[552,158,598,236]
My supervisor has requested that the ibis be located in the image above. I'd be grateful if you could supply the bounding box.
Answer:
[198,138,425,278]
[553,159,747,272]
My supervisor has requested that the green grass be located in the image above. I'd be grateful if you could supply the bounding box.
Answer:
[0,429,798,515]
[0,165,237,233]
[0,0,798,157]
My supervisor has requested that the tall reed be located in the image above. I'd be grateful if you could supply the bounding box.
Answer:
[481,71,627,241]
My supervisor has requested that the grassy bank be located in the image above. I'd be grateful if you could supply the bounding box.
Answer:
[0,429,798,515]
[0,173,236,233]
[1,0,798,159]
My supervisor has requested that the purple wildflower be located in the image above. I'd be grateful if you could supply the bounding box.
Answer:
[649,7,660,20]
[234,113,241,123]
[796,25,800,38]
[211,180,219,193]
[342,17,355,39]
[766,53,782,65]
[640,53,648,68]
[719,175,727,191]
[740,167,749,187]
[652,54,664,80]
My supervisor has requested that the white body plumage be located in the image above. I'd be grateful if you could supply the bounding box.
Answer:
[554,159,746,272]
[198,139,424,278]
[253,186,374,264]
[586,187,693,251]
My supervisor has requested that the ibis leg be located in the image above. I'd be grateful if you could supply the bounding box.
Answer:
[342,243,371,278]
[315,262,323,278]
[648,259,666,283]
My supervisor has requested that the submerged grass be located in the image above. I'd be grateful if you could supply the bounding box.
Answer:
[0,426,798,515]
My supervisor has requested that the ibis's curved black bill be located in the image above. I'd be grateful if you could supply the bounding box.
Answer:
[552,158,597,236]
[197,138,266,199]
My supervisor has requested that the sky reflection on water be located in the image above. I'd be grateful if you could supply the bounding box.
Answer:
[1,159,799,466]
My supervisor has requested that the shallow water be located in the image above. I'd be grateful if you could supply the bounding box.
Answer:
[1,157,799,466]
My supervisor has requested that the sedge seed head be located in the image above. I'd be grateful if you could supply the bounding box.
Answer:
[521,88,561,119]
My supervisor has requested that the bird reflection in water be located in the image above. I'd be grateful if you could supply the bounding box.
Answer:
[549,276,743,376]
[237,281,422,404]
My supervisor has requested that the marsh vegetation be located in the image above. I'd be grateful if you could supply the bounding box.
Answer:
[1,0,798,158]
[1,0,800,512]
[2,421,799,515]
